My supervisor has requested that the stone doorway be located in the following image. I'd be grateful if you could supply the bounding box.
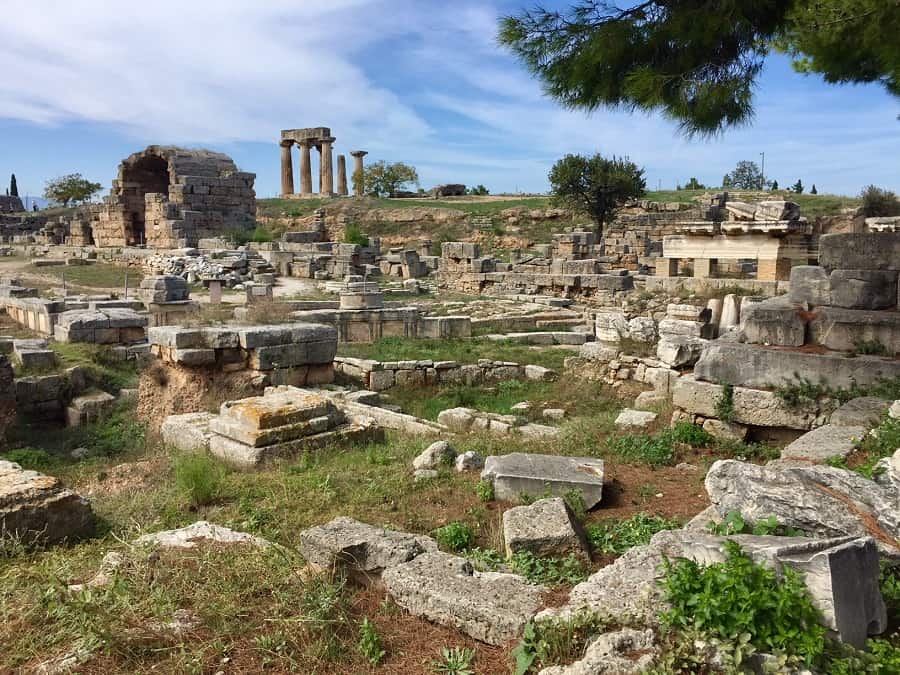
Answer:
[121,154,169,246]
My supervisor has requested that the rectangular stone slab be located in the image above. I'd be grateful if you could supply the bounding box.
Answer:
[218,392,336,430]
[481,453,605,508]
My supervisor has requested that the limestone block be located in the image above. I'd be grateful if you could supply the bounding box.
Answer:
[173,348,216,366]
[756,200,800,221]
[626,316,657,343]
[249,343,309,370]
[829,270,899,310]
[830,397,889,428]
[781,424,867,462]
[133,521,270,550]
[819,232,900,272]
[579,342,619,362]
[524,365,556,381]
[412,441,457,470]
[382,551,544,645]
[740,296,806,347]
[658,318,703,338]
[719,294,741,333]
[790,265,833,307]
[298,517,437,577]
[634,391,667,410]
[437,407,476,432]
[614,408,657,430]
[656,336,704,368]
[594,311,628,342]
[455,450,484,472]
[161,412,216,452]
[0,460,94,544]
[66,390,116,427]
[666,304,706,321]
[148,326,205,349]
[810,306,900,354]
[502,497,590,560]
[481,453,605,508]
[538,629,657,675]
[701,418,748,442]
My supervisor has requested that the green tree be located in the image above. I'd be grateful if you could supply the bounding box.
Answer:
[792,178,804,193]
[9,174,18,198]
[723,160,765,190]
[771,179,780,191]
[548,153,646,237]
[860,185,900,217]
[362,161,419,198]
[810,183,818,194]
[499,1,900,136]
[43,173,102,207]
[682,177,705,190]
[467,184,490,196]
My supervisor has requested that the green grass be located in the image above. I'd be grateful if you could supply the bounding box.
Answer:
[337,336,571,371]
[25,262,144,290]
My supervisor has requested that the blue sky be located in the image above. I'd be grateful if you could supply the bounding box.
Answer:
[1,0,898,202]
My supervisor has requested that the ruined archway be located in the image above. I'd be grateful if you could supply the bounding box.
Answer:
[120,153,169,246]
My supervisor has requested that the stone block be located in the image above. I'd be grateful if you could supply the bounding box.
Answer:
[524,365,556,381]
[829,270,898,310]
[656,336,704,368]
[249,343,309,370]
[412,440,457,470]
[502,497,590,560]
[161,412,216,452]
[789,265,832,307]
[481,453,605,508]
[701,418,748,442]
[173,348,216,366]
[634,391,667,410]
[781,424,867,462]
[740,296,806,347]
[382,551,543,645]
[819,232,900,272]
[298,517,437,578]
[437,407,475,432]
[614,408,657,430]
[830,397,889,428]
[810,306,900,354]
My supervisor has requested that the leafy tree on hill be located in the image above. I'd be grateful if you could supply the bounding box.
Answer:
[43,173,102,207]
[467,184,490,196]
[362,161,419,198]
[723,160,765,190]
[770,179,779,191]
[792,179,804,194]
[548,152,646,237]
[499,1,900,136]
[9,174,18,197]
[682,177,705,190]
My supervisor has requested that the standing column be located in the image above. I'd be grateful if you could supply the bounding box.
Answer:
[279,140,294,196]
[336,154,348,196]
[320,137,335,196]
[350,150,368,197]
[298,140,313,195]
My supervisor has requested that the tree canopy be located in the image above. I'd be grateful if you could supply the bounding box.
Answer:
[362,161,419,198]
[723,160,765,190]
[9,174,18,198]
[499,1,900,136]
[548,153,645,236]
[43,173,102,207]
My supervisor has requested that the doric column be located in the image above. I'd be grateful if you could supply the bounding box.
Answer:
[279,140,294,197]
[320,137,335,196]
[298,141,313,195]
[336,154,348,196]
[350,150,368,197]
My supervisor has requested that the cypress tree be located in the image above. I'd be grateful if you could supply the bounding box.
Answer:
[9,174,18,197]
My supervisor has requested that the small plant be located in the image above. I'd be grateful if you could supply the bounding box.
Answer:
[174,452,226,507]
[562,489,586,521]
[852,414,900,479]
[508,551,589,586]
[608,422,712,467]
[860,184,900,217]
[586,512,680,555]
[433,521,476,552]
[854,340,889,356]
[513,613,609,675]
[432,646,475,675]
[706,510,802,536]
[0,447,55,469]
[474,479,495,502]
[358,617,385,666]
[343,222,369,246]
[715,383,735,422]
[660,540,826,666]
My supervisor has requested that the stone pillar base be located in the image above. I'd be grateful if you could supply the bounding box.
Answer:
[757,258,792,281]
[694,258,716,279]
[656,258,679,277]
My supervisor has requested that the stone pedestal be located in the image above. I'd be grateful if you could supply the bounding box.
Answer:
[757,257,793,281]
[209,280,222,305]
[320,137,335,196]
[336,154,348,196]
[280,141,294,197]
[298,141,313,196]
[350,150,368,197]
[656,258,679,277]
[694,258,715,278]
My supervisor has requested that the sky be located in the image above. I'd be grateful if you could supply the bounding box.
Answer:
[1,0,898,202]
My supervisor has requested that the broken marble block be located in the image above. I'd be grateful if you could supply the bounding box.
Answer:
[412,440,456,470]
[298,517,437,580]
[780,424,867,462]
[502,497,590,561]
[481,453,605,508]
[382,550,544,645]
[614,408,657,430]
[0,460,94,544]
[132,521,270,549]
[160,411,217,452]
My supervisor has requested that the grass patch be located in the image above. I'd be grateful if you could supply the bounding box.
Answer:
[775,374,900,408]
[586,512,681,555]
[25,262,144,290]
[173,453,227,507]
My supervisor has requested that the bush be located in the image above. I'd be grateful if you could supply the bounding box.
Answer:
[0,447,55,470]
[174,453,226,507]
[660,540,826,666]
[433,521,476,552]
[860,185,900,217]
[474,479,495,502]
[358,617,385,665]
[608,422,712,467]
[586,512,681,555]
[343,222,369,246]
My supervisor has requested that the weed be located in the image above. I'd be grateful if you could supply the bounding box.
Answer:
[513,613,609,675]
[706,510,803,537]
[562,489,586,520]
[586,512,681,555]
[508,551,589,586]
[433,521,476,552]
[854,340,890,356]
[0,446,55,470]
[775,373,900,408]
[431,646,475,675]
[637,483,657,502]
[72,401,147,457]
[608,421,713,467]
[343,222,369,246]
[474,479,495,502]
[173,453,226,507]
[660,540,826,666]
[358,617,385,665]
[715,383,735,422]
[853,414,900,479]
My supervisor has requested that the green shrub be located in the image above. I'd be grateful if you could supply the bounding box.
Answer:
[343,222,369,246]
[853,414,900,479]
[608,422,712,467]
[660,540,826,666]
[474,479,495,502]
[513,613,609,675]
[174,452,226,507]
[860,185,900,217]
[508,551,589,586]
[74,402,146,457]
[433,521,476,552]
[706,510,802,537]
[0,447,55,470]
[586,512,681,555]
[854,340,890,356]
[776,373,900,408]
[715,383,735,422]
[358,617,385,666]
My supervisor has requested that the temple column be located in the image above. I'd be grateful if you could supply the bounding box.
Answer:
[350,150,368,197]
[320,137,335,196]
[336,154,348,196]
[279,140,294,197]
[298,141,313,195]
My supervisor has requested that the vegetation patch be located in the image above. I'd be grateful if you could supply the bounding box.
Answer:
[586,512,681,555]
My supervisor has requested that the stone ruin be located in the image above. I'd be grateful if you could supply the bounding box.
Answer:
[73,146,256,248]
[279,127,366,198]
[0,194,24,213]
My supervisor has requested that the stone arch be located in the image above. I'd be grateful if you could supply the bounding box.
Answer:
[120,153,170,246]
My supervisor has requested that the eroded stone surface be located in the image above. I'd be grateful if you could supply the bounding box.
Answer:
[502,497,590,560]
[132,521,270,549]
[780,424,867,462]
[482,453,605,508]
